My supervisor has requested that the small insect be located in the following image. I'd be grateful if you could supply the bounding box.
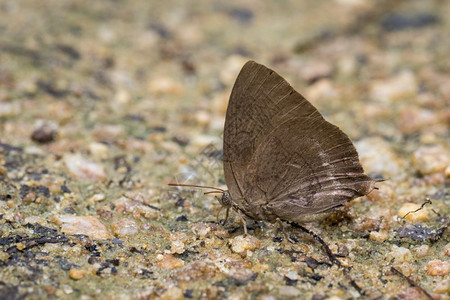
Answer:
[170,61,378,234]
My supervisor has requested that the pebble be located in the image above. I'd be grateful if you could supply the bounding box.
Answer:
[92,125,124,143]
[158,286,183,300]
[305,79,338,103]
[111,218,139,237]
[169,232,188,254]
[426,260,450,276]
[220,56,248,85]
[443,243,450,256]
[88,142,109,159]
[229,235,261,257]
[370,70,417,102]
[173,261,219,281]
[148,77,183,96]
[411,145,449,175]
[386,245,411,263]
[189,134,221,149]
[285,271,299,281]
[298,61,333,83]
[113,89,131,105]
[88,193,106,204]
[190,223,230,239]
[369,231,388,242]
[398,107,438,134]
[195,110,211,127]
[366,184,394,202]
[54,215,112,239]
[69,269,85,280]
[434,279,449,294]
[413,245,429,257]
[63,154,107,181]
[278,286,301,297]
[355,137,402,177]
[113,196,160,220]
[0,252,10,262]
[31,120,58,143]
[0,101,20,117]
[170,240,185,255]
[397,203,429,222]
[156,254,184,270]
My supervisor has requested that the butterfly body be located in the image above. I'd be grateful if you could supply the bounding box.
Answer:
[222,61,376,224]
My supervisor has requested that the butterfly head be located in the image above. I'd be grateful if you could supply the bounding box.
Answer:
[218,190,232,209]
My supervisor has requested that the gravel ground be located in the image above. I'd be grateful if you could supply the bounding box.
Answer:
[0,0,449,299]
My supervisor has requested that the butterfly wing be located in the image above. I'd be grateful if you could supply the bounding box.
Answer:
[223,61,375,222]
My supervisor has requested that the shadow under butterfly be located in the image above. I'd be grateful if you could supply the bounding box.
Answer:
[170,60,379,235]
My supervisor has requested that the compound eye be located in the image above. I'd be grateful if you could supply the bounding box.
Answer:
[221,191,232,208]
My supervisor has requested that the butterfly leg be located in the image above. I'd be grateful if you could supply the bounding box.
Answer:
[237,209,248,236]
[276,218,296,243]
[215,196,231,225]
[216,205,223,224]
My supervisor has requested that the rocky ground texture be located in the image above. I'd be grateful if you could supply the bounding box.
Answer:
[0,0,449,299]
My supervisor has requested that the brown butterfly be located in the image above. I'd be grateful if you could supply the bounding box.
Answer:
[170,61,377,234]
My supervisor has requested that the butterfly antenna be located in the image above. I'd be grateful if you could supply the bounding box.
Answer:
[168,183,225,194]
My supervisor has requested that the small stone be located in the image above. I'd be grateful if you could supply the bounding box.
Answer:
[395,262,415,277]
[369,231,388,242]
[229,235,261,256]
[88,142,109,158]
[411,145,449,175]
[366,184,394,202]
[298,61,333,83]
[190,135,221,149]
[257,296,277,300]
[355,137,402,177]
[285,271,298,281]
[173,261,219,281]
[148,77,183,95]
[426,260,450,276]
[387,245,411,263]
[113,196,160,220]
[399,287,423,300]
[0,102,20,117]
[92,125,125,143]
[170,240,185,255]
[370,70,417,102]
[111,218,138,237]
[158,287,183,300]
[397,203,429,222]
[443,243,450,256]
[89,193,106,204]
[64,154,106,181]
[278,286,301,297]
[114,89,130,104]
[69,269,85,280]
[0,251,10,262]
[16,243,26,251]
[413,245,429,257]
[156,254,184,270]
[220,56,248,85]
[305,79,338,103]
[434,279,449,294]
[398,107,437,134]
[195,110,211,127]
[54,215,112,239]
[31,120,58,143]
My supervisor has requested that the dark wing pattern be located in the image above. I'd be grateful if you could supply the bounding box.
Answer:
[223,61,375,222]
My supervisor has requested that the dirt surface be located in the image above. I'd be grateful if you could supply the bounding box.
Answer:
[0,0,449,299]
